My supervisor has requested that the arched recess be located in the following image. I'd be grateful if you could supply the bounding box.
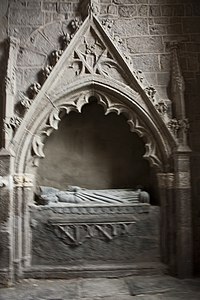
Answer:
[12,78,177,176]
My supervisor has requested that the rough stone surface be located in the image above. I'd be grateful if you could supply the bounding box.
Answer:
[0,275,200,299]
[0,0,200,286]
[30,206,160,267]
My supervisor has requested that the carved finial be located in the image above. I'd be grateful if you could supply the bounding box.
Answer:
[145,86,156,102]
[169,41,188,145]
[80,0,100,19]
[170,42,185,93]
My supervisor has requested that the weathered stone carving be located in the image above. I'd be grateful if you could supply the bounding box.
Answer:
[29,82,41,99]
[80,0,100,18]
[167,119,180,136]
[102,19,113,32]
[43,204,149,215]
[49,221,135,246]
[13,174,34,188]
[37,186,150,205]
[157,173,175,189]
[51,50,63,66]
[4,116,22,133]
[145,86,156,102]
[66,33,126,81]
[13,174,24,187]
[31,92,162,169]
[60,18,83,50]
[6,37,19,96]
[168,118,189,138]
[4,37,20,147]
[176,171,191,189]
[0,176,8,188]
[170,42,189,145]
[42,65,53,80]
[18,92,32,110]
[155,101,168,116]
[133,70,144,83]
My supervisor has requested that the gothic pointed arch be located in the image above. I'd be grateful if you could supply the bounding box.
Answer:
[8,13,177,174]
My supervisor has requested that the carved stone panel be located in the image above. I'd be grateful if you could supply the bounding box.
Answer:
[50,221,136,246]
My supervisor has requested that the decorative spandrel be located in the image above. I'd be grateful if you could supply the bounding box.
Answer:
[54,27,127,92]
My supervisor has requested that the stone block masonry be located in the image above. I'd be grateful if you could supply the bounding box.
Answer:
[0,0,199,281]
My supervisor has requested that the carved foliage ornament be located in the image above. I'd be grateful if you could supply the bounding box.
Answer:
[167,118,189,137]
[13,174,34,188]
[31,92,162,169]
[4,116,22,133]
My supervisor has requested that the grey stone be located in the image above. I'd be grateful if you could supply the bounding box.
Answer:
[0,0,199,286]
[157,72,170,86]
[57,3,71,14]
[113,0,148,4]
[9,8,43,26]
[0,275,200,299]
[0,0,8,17]
[118,5,137,17]
[26,1,42,9]
[107,5,118,15]
[150,25,167,35]
[114,18,149,36]
[126,275,185,296]
[127,36,164,54]
[131,54,160,72]
[150,5,161,17]
[42,2,57,12]
[17,48,46,67]
[137,5,148,16]
[80,278,128,298]
[158,53,171,71]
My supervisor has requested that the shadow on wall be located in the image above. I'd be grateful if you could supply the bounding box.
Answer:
[37,101,159,204]
[0,40,8,148]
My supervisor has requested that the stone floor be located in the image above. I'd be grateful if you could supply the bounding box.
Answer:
[0,275,200,300]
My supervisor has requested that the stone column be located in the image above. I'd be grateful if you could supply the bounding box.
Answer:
[0,148,14,286]
[13,173,34,273]
[157,173,175,270]
[157,173,169,264]
[166,173,176,275]
[174,148,193,278]
[22,174,34,268]
[13,174,24,281]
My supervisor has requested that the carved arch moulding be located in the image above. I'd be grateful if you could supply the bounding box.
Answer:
[12,86,175,176]
[32,91,164,169]
[6,12,178,173]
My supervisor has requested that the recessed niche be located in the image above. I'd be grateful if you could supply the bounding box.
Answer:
[37,100,151,191]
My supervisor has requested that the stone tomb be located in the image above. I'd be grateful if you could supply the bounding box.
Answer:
[0,8,193,285]
[29,103,160,277]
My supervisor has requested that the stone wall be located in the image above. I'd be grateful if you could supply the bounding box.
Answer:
[37,102,151,191]
[0,0,200,275]
[0,0,8,148]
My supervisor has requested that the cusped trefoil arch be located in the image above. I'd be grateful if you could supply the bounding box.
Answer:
[31,91,163,170]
